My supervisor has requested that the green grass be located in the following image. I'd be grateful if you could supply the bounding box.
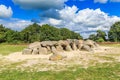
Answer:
[0,44,27,55]
[0,63,120,80]
[99,43,120,47]
[96,55,116,61]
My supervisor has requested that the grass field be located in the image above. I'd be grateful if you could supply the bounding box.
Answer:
[99,43,120,47]
[0,43,120,80]
[0,62,120,80]
[0,44,27,55]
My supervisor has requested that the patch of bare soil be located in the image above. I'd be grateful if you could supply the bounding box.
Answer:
[5,52,51,62]
[1,46,120,71]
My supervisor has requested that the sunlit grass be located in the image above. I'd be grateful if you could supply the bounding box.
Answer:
[0,63,120,80]
[99,43,120,47]
[0,44,27,55]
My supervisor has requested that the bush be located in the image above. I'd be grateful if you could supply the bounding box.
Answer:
[96,38,105,42]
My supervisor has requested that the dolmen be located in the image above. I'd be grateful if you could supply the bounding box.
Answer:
[22,39,99,61]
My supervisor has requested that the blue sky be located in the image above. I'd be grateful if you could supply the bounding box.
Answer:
[0,0,120,38]
[2,0,120,19]
[66,0,120,16]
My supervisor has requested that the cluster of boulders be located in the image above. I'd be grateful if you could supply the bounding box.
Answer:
[22,39,99,61]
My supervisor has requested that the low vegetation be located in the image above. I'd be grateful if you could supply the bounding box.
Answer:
[0,62,120,80]
[0,44,27,55]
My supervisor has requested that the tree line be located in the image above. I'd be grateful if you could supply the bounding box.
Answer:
[0,23,82,44]
[0,21,120,44]
[89,21,120,42]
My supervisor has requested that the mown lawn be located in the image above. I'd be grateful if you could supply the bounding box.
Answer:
[0,63,120,80]
[0,44,27,55]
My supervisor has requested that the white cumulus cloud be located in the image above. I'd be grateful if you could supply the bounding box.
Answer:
[44,6,120,38]
[0,18,33,31]
[49,18,62,25]
[0,5,13,18]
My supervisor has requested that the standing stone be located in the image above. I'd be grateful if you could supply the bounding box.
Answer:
[56,45,64,52]
[32,48,39,54]
[46,46,51,53]
[51,46,59,54]
[72,43,77,50]
[77,40,84,50]
[66,45,72,51]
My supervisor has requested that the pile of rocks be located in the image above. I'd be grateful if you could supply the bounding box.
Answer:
[22,39,99,61]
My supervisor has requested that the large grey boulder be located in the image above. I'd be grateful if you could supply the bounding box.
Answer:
[58,40,69,46]
[22,48,33,54]
[28,42,41,49]
[66,45,72,51]
[82,44,93,52]
[39,47,48,54]
[40,41,58,47]
[49,53,63,61]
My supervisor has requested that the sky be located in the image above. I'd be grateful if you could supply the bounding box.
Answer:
[0,0,120,38]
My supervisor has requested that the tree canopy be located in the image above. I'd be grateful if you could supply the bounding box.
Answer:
[1,21,120,43]
[108,22,120,42]
[89,21,120,42]
[0,23,83,44]
[89,30,107,42]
